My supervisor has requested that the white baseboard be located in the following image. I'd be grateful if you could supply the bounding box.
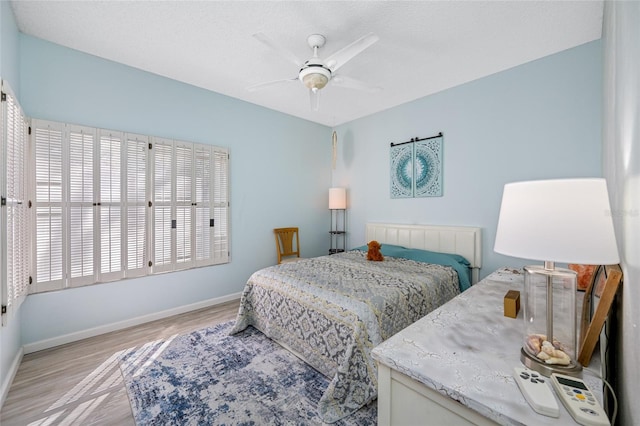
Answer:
[22,293,242,355]
[0,345,23,410]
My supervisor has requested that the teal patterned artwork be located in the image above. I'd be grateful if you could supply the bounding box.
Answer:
[390,144,413,198]
[390,134,443,198]
[415,138,442,196]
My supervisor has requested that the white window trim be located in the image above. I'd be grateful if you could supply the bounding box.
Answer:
[30,118,229,293]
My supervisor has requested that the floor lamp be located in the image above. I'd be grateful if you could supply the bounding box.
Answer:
[329,187,346,254]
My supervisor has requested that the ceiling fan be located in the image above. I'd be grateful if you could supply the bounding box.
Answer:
[247,32,381,111]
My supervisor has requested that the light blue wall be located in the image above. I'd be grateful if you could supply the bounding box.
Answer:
[18,35,333,345]
[0,0,22,400]
[332,41,603,279]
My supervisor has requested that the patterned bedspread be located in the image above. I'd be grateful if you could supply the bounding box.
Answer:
[229,250,461,423]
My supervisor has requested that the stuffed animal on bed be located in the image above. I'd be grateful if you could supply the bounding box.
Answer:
[366,240,384,261]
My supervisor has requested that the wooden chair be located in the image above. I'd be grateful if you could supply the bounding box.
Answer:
[273,227,302,264]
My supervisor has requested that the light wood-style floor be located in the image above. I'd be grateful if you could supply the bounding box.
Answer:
[1,300,240,426]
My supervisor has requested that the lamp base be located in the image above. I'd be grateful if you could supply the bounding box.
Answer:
[521,347,582,377]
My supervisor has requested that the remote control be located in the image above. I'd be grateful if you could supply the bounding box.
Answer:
[550,373,610,426]
[513,367,560,417]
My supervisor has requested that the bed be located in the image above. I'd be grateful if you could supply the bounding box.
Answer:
[230,223,482,423]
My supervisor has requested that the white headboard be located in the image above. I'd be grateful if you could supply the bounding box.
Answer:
[365,222,482,284]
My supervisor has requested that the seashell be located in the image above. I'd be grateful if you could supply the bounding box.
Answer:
[537,340,570,364]
[537,351,550,360]
[545,356,571,365]
[526,334,544,354]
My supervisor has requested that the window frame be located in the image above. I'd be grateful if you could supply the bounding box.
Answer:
[29,118,229,293]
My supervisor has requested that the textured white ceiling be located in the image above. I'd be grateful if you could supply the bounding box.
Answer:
[10,1,603,127]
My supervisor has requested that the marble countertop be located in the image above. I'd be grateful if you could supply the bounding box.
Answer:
[372,267,604,426]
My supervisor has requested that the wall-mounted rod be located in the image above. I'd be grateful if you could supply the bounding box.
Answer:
[390,132,443,147]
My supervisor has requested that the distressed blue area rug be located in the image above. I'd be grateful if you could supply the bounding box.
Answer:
[119,321,376,425]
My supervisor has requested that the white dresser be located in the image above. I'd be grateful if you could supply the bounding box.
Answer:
[372,268,604,426]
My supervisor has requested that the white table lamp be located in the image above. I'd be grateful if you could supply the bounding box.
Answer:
[494,178,619,376]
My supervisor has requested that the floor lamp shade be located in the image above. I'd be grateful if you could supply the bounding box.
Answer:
[494,178,619,376]
[329,187,347,210]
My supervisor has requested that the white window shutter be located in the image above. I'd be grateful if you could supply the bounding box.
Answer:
[98,130,124,282]
[212,148,229,263]
[68,125,96,287]
[33,120,65,292]
[150,140,229,271]
[1,84,30,322]
[22,116,230,297]
[175,142,193,269]
[151,138,174,273]
[124,134,148,278]
[194,145,212,266]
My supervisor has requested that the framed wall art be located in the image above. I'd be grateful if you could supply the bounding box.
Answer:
[390,133,443,198]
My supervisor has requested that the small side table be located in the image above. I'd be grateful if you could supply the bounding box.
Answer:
[372,267,604,426]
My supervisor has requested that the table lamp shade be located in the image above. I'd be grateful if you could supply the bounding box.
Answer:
[494,178,619,265]
[329,187,347,210]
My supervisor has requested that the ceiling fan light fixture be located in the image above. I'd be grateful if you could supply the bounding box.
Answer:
[299,66,331,91]
[250,32,379,112]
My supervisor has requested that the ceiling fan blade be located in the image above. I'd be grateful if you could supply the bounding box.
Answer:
[325,33,379,71]
[253,32,304,67]
[309,88,320,111]
[332,75,382,92]
[246,77,298,92]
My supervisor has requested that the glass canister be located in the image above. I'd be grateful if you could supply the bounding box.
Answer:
[521,264,581,376]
